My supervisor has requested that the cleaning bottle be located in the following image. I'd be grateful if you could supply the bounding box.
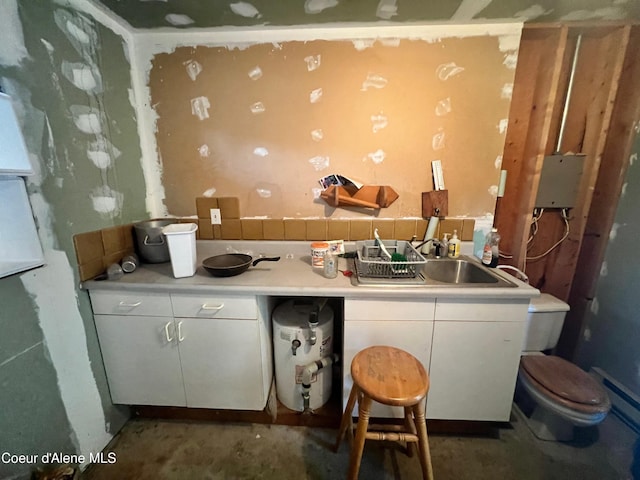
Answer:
[441,233,450,259]
[481,228,500,268]
[447,230,461,258]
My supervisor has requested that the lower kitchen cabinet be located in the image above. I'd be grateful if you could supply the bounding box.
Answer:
[176,316,266,410]
[89,287,531,421]
[343,298,435,418]
[90,291,271,410]
[426,299,529,421]
[94,314,186,406]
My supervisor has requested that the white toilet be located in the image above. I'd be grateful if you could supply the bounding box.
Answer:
[516,293,611,441]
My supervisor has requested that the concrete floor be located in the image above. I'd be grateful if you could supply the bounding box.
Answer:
[83,407,638,480]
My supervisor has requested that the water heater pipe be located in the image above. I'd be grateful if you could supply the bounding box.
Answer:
[308,298,328,346]
[301,353,340,414]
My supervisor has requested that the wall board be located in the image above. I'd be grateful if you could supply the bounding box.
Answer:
[150,36,516,218]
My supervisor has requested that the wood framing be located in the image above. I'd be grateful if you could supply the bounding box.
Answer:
[495,26,568,269]
[496,23,640,360]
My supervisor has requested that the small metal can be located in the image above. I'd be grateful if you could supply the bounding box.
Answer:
[121,254,139,273]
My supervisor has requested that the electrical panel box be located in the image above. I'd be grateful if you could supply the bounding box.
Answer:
[535,154,585,208]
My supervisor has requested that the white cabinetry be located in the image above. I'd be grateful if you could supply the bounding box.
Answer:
[426,298,529,421]
[172,293,271,410]
[90,290,271,410]
[92,291,184,406]
[94,313,186,406]
[343,298,435,418]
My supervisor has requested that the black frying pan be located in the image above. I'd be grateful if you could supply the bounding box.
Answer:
[202,253,280,277]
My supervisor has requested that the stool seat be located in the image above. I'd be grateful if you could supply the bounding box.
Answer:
[352,346,429,407]
[336,345,434,480]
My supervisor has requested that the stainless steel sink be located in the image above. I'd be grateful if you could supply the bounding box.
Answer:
[422,258,497,284]
[351,256,517,288]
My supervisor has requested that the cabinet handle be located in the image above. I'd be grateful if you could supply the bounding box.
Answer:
[177,321,185,342]
[164,322,174,342]
[201,303,224,311]
[119,300,142,308]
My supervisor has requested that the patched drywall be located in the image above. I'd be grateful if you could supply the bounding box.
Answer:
[0,0,142,474]
[148,25,519,218]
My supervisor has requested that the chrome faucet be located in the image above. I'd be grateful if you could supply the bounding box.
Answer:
[412,237,446,258]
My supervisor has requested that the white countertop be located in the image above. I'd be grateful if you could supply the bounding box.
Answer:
[82,240,539,299]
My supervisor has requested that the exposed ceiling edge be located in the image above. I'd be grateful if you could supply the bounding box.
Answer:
[132,20,524,52]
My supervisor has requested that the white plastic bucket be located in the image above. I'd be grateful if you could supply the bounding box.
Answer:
[162,223,198,278]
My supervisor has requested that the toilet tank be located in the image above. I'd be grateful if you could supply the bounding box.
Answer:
[523,294,570,351]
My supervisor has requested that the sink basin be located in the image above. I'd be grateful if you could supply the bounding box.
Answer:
[351,255,517,288]
[423,258,497,284]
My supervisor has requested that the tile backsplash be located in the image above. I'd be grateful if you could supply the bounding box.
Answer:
[194,196,475,243]
[72,196,475,282]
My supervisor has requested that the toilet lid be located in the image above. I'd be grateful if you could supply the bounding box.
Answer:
[520,355,607,405]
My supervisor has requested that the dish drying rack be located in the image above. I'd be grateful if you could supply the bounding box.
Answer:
[355,240,427,278]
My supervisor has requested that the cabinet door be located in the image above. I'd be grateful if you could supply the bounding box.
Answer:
[177,317,266,410]
[343,320,433,418]
[427,321,525,421]
[94,315,186,406]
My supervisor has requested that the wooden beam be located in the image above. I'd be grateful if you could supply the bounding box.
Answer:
[495,26,568,270]
[541,26,630,302]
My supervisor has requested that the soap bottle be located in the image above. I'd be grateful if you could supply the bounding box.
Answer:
[481,228,501,268]
[447,230,461,258]
[441,233,450,258]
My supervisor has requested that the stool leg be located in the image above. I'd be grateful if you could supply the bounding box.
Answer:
[404,406,416,458]
[412,401,434,480]
[347,394,372,480]
[335,385,358,452]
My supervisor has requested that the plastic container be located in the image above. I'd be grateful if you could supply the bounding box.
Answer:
[447,229,461,258]
[310,242,329,268]
[355,240,426,278]
[323,250,338,278]
[481,228,501,268]
[162,223,198,278]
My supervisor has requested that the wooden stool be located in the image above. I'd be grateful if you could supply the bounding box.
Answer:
[335,346,434,480]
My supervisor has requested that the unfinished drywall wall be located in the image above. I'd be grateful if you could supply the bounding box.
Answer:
[149,29,518,218]
[576,132,640,398]
[0,0,142,476]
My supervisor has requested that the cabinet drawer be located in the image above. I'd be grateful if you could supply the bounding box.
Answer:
[435,298,529,322]
[345,298,435,321]
[90,291,172,317]
[171,294,257,319]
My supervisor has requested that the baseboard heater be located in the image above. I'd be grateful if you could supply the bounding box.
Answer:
[591,367,640,434]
